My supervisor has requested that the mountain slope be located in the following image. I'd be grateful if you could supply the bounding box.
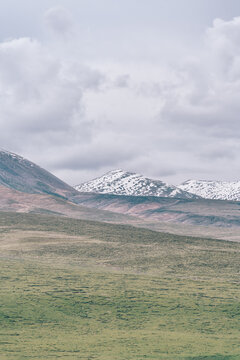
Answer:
[0,149,78,198]
[179,179,240,201]
[75,169,199,199]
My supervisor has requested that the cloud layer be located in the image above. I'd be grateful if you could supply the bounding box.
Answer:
[1,8,240,184]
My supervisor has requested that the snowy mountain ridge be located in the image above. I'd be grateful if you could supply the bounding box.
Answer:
[2,147,240,202]
[75,169,199,199]
[178,179,240,201]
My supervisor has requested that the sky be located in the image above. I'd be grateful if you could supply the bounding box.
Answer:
[1,0,240,185]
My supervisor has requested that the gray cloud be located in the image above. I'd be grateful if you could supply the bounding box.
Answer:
[44,7,73,36]
[52,144,137,171]
[114,74,130,88]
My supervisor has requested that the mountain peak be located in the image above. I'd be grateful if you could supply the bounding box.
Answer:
[75,170,199,199]
[105,169,127,176]
[178,179,240,201]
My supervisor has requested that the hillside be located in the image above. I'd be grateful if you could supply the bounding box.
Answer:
[0,149,78,198]
[74,192,240,228]
[0,185,138,225]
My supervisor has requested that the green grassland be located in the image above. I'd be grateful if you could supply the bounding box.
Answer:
[0,212,239,359]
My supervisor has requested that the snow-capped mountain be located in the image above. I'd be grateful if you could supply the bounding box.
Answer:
[75,169,199,199]
[178,179,240,201]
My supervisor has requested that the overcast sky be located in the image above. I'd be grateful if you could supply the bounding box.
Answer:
[1,0,240,185]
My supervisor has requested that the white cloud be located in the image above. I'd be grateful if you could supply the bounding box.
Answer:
[1,10,240,184]
[0,34,104,168]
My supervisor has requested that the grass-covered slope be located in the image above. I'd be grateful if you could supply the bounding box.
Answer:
[0,212,239,359]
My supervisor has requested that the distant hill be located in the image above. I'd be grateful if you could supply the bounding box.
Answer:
[74,192,240,228]
[178,179,240,201]
[0,149,78,199]
[75,169,199,199]
[0,185,136,224]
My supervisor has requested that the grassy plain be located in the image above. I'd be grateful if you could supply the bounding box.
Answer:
[0,212,239,359]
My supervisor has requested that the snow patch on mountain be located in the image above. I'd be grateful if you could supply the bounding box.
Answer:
[0,148,24,160]
[178,179,240,201]
[75,169,199,199]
